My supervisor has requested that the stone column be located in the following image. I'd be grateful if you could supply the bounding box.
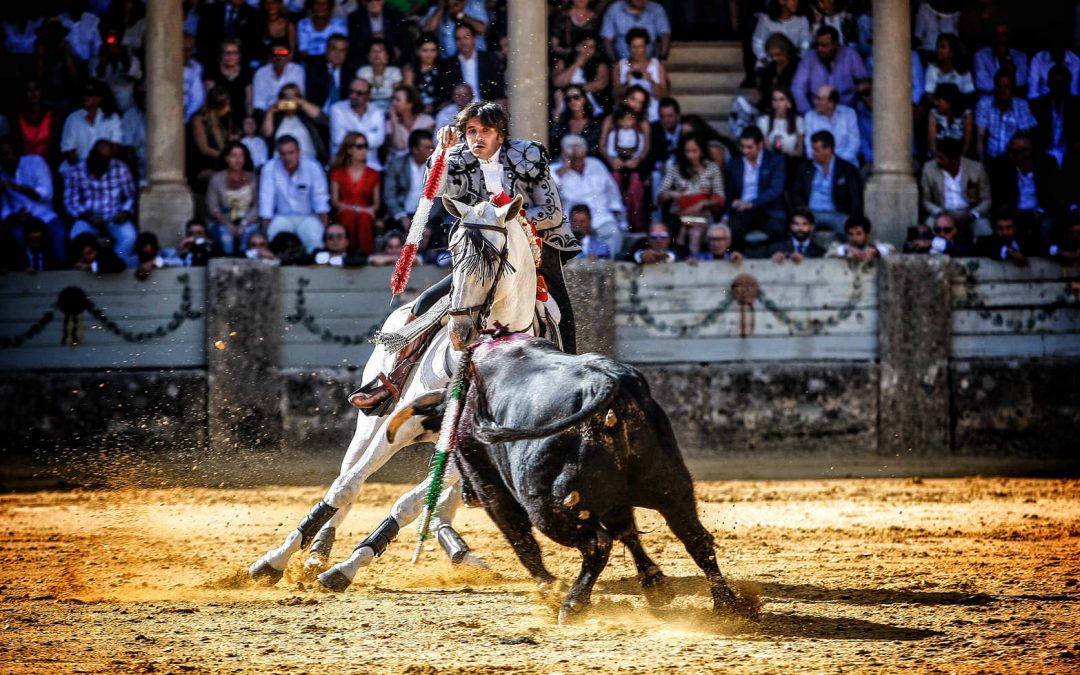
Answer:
[507,0,549,144]
[139,0,194,247]
[564,261,616,356]
[878,255,953,456]
[864,0,919,246]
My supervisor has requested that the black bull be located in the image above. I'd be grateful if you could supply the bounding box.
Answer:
[392,333,758,622]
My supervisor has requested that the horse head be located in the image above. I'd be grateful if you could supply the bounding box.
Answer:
[443,193,535,351]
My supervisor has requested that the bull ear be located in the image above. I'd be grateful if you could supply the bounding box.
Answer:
[497,194,524,226]
[442,195,470,220]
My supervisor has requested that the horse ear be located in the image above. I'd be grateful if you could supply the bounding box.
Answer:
[498,194,524,226]
[442,195,469,219]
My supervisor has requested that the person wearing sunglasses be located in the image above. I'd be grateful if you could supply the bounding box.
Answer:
[904,212,973,257]
[329,131,381,255]
[253,41,307,115]
[629,221,685,264]
[329,77,387,167]
[310,222,368,267]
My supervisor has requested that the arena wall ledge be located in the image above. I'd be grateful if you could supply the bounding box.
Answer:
[0,257,1077,479]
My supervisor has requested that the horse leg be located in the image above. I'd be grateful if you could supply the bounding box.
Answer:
[602,506,673,606]
[558,526,613,625]
[432,465,489,570]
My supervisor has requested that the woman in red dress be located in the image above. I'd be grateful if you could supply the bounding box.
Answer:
[329,131,381,256]
[16,79,58,161]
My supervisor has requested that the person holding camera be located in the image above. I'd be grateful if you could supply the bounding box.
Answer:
[421,0,490,59]
[170,219,225,268]
[263,83,330,165]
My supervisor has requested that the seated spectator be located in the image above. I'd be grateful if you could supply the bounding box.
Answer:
[65,139,138,266]
[1031,65,1080,166]
[69,232,126,273]
[245,232,277,261]
[269,231,314,266]
[0,136,66,263]
[803,84,860,165]
[168,218,226,267]
[601,0,671,64]
[552,33,612,119]
[973,22,1027,96]
[689,223,743,264]
[928,83,973,159]
[751,0,811,71]
[2,10,42,58]
[767,207,826,263]
[367,230,408,266]
[725,125,788,248]
[648,97,681,179]
[403,33,445,115]
[329,77,387,166]
[657,134,725,253]
[384,129,436,233]
[422,0,490,59]
[357,38,405,114]
[262,83,330,164]
[347,0,412,65]
[614,28,666,123]
[253,42,307,115]
[552,85,603,159]
[434,83,474,133]
[197,0,262,68]
[240,116,269,169]
[311,222,368,267]
[6,216,63,272]
[565,205,613,262]
[989,132,1060,244]
[61,80,124,171]
[259,135,331,253]
[913,0,959,61]
[258,0,298,63]
[628,221,685,264]
[808,0,855,45]
[206,141,260,256]
[904,212,973,256]
[297,0,348,59]
[791,130,863,237]
[920,137,992,239]
[60,1,103,63]
[1027,41,1080,100]
[91,25,143,113]
[854,78,873,166]
[756,86,804,160]
[552,134,626,258]
[976,70,1036,161]
[305,33,356,113]
[549,0,602,63]
[602,105,649,233]
[329,132,381,255]
[757,33,801,112]
[132,231,164,281]
[826,215,893,262]
[791,26,869,114]
[976,207,1031,267]
[385,85,436,161]
[923,33,974,99]
[437,23,506,104]
[188,86,237,188]
[204,39,253,128]
[14,79,58,162]
[1046,212,1080,265]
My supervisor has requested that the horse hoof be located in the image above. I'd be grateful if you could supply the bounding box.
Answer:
[455,551,491,570]
[317,568,353,593]
[556,600,586,625]
[248,559,284,586]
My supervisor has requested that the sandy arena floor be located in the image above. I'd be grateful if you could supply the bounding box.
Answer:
[2,478,1078,674]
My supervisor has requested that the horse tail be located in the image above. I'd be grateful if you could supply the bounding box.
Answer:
[471,378,621,444]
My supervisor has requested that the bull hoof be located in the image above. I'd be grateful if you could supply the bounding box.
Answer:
[248,559,284,586]
[557,599,588,625]
[317,568,353,593]
[640,570,674,607]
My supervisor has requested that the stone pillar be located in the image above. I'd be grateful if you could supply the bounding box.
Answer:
[864,0,919,246]
[564,261,616,356]
[206,259,283,450]
[507,0,549,144]
[139,0,194,247]
[878,255,953,456]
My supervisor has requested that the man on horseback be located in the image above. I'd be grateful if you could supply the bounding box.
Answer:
[349,101,580,412]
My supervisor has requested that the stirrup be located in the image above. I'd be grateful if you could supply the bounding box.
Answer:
[348,372,399,416]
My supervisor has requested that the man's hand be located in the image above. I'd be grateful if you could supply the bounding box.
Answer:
[771,251,786,264]
[789,252,805,265]
[1006,248,1029,267]
[437,126,457,148]
[730,251,744,265]
[135,260,156,281]
[732,199,753,211]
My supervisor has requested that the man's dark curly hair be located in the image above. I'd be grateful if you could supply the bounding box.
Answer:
[454,101,510,142]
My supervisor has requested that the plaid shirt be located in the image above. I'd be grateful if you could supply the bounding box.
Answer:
[64,158,136,222]
[975,96,1037,159]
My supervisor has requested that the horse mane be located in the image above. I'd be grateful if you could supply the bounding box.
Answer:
[449,218,517,284]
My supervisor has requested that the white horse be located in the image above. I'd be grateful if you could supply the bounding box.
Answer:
[248,194,539,587]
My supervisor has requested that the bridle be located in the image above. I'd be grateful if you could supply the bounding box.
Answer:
[447,221,512,331]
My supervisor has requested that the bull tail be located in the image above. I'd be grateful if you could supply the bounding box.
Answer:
[472,379,620,444]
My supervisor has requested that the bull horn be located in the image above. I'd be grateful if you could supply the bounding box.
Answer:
[386,389,447,443]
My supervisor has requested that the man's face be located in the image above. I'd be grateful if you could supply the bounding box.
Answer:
[627,0,647,10]
[994,219,1016,240]
[79,245,97,264]
[1008,139,1032,168]
[814,34,838,63]
[325,225,348,253]
[648,224,671,252]
[455,27,476,58]
[364,0,384,14]
[411,138,435,163]
[570,210,591,236]
[708,230,731,256]
[464,117,502,161]
[349,80,371,109]
[278,142,300,170]
[248,234,270,254]
[740,138,761,163]
[659,105,679,131]
[811,141,833,166]
[994,76,1013,101]
[567,147,586,172]
[846,225,869,248]
[187,223,208,240]
[993,24,1009,52]
[271,48,291,68]
[82,91,102,110]
[326,39,348,66]
[813,88,835,115]
[935,151,960,174]
[452,84,472,107]
[790,215,813,241]
[95,141,115,161]
[933,216,957,241]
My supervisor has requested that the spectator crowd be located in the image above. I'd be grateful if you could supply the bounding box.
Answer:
[0,0,1078,277]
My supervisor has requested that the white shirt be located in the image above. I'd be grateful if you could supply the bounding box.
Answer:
[478,153,505,195]
[328,100,387,169]
[1028,49,1080,99]
[61,109,124,162]
[242,136,269,169]
[401,158,427,219]
[803,105,861,165]
[276,116,317,160]
[458,52,481,102]
[258,157,330,220]
[60,12,101,61]
[183,59,206,124]
[741,157,761,202]
[551,157,625,232]
[120,107,147,187]
[0,154,57,221]
[942,168,967,211]
[252,62,307,112]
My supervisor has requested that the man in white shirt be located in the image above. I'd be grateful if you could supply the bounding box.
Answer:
[60,80,124,169]
[259,136,330,252]
[435,83,473,132]
[0,137,66,262]
[920,137,992,238]
[803,84,860,165]
[552,134,625,258]
[328,77,386,168]
[253,43,307,114]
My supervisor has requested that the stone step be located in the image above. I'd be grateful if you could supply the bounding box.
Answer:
[678,92,738,115]
[666,41,743,68]
[668,70,746,91]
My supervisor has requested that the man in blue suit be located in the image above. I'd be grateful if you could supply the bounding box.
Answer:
[725,126,788,249]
